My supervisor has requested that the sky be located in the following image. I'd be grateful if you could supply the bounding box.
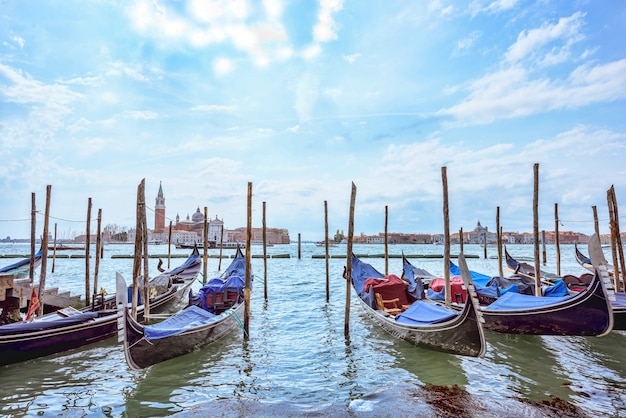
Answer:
[1,0,625,242]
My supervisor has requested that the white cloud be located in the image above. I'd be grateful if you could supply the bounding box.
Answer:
[505,12,586,64]
[294,73,320,122]
[190,104,237,112]
[470,0,520,16]
[77,137,111,156]
[301,43,322,60]
[454,31,481,55]
[342,53,361,63]
[213,57,235,76]
[125,111,160,120]
[12,35,25,48]
[313,0,344,43]
[440,58,626,125]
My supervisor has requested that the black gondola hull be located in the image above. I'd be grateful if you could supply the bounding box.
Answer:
[122,302,244,369]
[481,271,612,335]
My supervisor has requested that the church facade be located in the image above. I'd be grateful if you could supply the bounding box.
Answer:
[132,184,289,245]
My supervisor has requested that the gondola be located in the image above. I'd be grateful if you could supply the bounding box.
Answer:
[0,246,201,366]
[575,242,620,281]
[573,243,625,330]
[117,246,250,369]
[348,252,486,358]
[447,237,614,335]
[0,246,43,276]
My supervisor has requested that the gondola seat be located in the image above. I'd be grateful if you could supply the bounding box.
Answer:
[375,293,402,315]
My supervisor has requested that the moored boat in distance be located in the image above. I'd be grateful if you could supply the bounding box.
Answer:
[446,235,614,335]
[0,246,201,366]
[117,246,250,370]
[349,252,486,357]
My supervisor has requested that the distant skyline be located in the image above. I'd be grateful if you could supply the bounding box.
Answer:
[1,1,625,241]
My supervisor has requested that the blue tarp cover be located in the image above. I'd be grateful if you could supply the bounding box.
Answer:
[144,305,218,340]
[197,275,245,310]
[166,251,201,277]
[0,311,98,335]
[543,279,568,297]
[0,248,42,273]
[449,261,568,298]
[395,301,459,325]
[401,261,426,300]
[486,290,574,311]
[449,261,491,286]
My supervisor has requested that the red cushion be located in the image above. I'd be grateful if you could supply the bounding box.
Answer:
[369,274,410,306]
[429,276,467,302]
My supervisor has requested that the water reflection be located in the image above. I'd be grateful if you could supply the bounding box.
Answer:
[474,331,574,402]
[541,333,626,415]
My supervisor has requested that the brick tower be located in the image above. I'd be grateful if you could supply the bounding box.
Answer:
[154,182,166,233]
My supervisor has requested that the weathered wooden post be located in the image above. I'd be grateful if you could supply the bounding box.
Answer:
[533,163,541,297]
[52,223,57,273]
[608,186,625,291]
[244,182,253,339]
[218,225,224,271]
[167,221,172,269]
[37,185,51,317]
[94,208,102,300]
[263,201,268,301]
[29,193,36,286]
[483,231,487,259]
[459,227,464,253]
[324,200,330,303]
[344,182,356,337]
[554,203,560,277]
[203,207,209,284]
[141,183,150,322]
[131,180,144,320]
[384,205,389,276]
[496,207,503,277]
[542,230,547,265]
[85,197,92,306]
[298,233,301,259]
[442,167,451,307]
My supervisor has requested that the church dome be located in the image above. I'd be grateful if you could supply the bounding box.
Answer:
[191,207,204,223]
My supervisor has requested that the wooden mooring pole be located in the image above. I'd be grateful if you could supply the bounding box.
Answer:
[533,163,541,297]
[203,207,208,284]
[542,230,547,265]
[344,182,356,337]
[442,167,451,307]
[608,186,625,291]
[218,225,224,271]
[85,197,92,306]
[94,208,102,299]
[131,180,144,320]
[555,203,561,277]
[324,200,330,303]
[141,184,149,322]
[29,193,36,286]
[37,185,51,317]
[52,223,57,273]
[244,182,253,340]
[384,205,389,276]
[263,201,268,301]
[496,207,503,277]
[168,221,172,269]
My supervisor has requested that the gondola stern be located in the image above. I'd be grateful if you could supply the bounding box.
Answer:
[456,252,487,357]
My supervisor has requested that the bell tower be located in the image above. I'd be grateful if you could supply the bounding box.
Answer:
[154,182,166,233]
